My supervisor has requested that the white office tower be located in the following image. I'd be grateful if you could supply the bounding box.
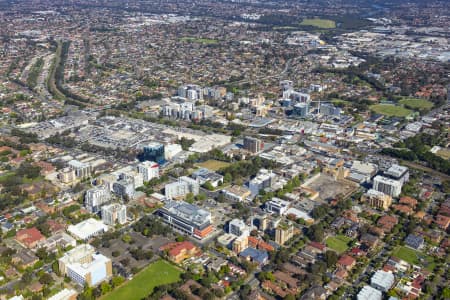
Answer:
[85,185,111,213]
[249,169,276,196]
[373,175,403,197]
[101,203,127,225]
[137,161,159,182]
[229,219,249,237]
[165,176,200,199]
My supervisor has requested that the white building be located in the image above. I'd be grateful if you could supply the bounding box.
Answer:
[384,164,409,185]
[101,204,127,225]
[165,144,183,160]
[229,219,249,237]
[357,285,382,300]
[68,218,108,241]
[59,244,112,287]
[265,198,290,215]
[85,185,111,213]
[47,289,78,300]
[371,270,395,292]
[137,161,159,182]
[249,169,276,196]
[68,160,92,178]
[373,175,403,197]
[165,176,200,199]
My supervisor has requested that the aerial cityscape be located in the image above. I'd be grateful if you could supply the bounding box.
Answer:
[0,0,449,299]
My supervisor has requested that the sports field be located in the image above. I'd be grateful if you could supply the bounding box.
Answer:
[399,98,434,110]
[102,260,182,300]
[326,235,352,254]
[195,159,231,171]
[370,104,412,117]
[300,18,336,29]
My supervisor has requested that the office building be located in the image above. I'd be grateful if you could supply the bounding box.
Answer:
[384,164,409,185]
[156,200,213,239]
[243,136,263,153]
[165,176,200,199]
[292,103,309,117]
[85,185,111,213]
[68,160,92,179]
[373,175,403,198]
[139,142,165,165]
[361,189,392,211]
[370,270,395,292]
[101,204,127,225]
[229,219,249,237]
[68,218,108,241]
[275,222,295,245]
[113,177,135,200]
[357,285,382,300]
[249,169,276,196]
[137,161,159,182]
[265,198,290,215]
[59,244,112,287]
[320,103,341,116]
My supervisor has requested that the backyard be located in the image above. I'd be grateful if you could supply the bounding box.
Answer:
[392,246,436,271]
[326,235,353,254]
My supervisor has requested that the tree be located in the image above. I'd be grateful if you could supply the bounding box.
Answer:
[324,250,338,268]
[100,282,111,295]
[39,273,53,285]
[112,276,125,288]
[202,181,214,191]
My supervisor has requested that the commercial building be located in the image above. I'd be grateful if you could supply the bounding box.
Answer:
[165,176,200,199]
[137,161,159,182]
[191,168,223,187]
[139,142,165,164]
[59,244,112,287]
[85,185,111,213]
[373,175,403,198]
[357,285,382,300]
[361,189,392,210]
[156,200,213,239]
[275,222,295,245]
[370,270,395,292]
[68,218,108,241]
[68,160,92,179]
[101,204,127,225]
[384,164,409,185]
[249,169,276,196]
[292,103,309,117]
[243,136,263,153]
[221,185,251,202]
[265,198,290,215]
[229,219,249,237]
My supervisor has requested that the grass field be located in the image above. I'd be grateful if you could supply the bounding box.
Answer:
[370,104,413,117]
[102,260,182,300]
[195,160,230,171]
[331,98,351,106]
[326,235,352,253]
[392,246,436,271]
[399,98,434,110]
[300,18,336,29]
[180,37,218,44]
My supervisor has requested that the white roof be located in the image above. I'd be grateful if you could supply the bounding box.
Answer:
[68,218,108,240]
[371,270,395,289]
[357,285,382,300]
[48,289,77,300]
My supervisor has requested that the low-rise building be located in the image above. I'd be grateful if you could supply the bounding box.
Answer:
[15,227,45,249]
[371,270,395,292]
[221,185,251,202]
[357,285,382,300]
[68,218,108,241]
[47,289,78,300]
